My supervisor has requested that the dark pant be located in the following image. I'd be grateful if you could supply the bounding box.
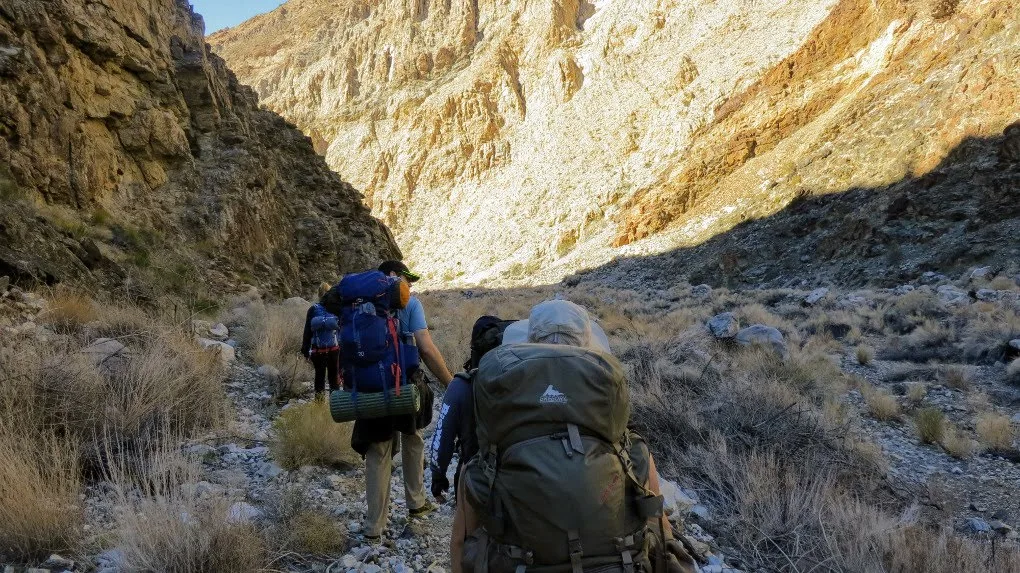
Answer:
[311,349,340,395]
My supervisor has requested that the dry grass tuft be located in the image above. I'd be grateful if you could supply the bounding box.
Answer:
[914,408,946,445]
[244,302,308,369]
[940,366,971,390]
[274,353,314,400]
[112,445,267,573]
[940,424,976,459]
[975,413,1015,452]
[271,400,358,470]
[285,510,347,555]
[855,345,874,365]
[0,424,82,562]
[863,386,900,421]
[906,382,928,405]
[39,289,99,333]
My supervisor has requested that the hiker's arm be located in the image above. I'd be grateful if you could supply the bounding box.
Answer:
[647,455,673,540]
[429,378,466,500]
[414,328,454,387]
[300,307,314,357]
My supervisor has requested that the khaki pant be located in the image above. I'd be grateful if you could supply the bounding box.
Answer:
[364,430,427,536]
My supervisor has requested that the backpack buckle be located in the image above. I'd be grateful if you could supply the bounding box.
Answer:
[567,530,583,573]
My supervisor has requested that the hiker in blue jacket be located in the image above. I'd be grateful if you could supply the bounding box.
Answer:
[428,316,511,502]
[301,282,341,399]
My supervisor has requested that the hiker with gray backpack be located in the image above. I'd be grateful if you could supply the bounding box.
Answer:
[451,300,697,573]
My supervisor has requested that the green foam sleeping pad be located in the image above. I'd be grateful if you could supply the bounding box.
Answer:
[329,385,421,423]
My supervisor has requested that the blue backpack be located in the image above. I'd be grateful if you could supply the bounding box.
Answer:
[333,270,410,396]
[309,304,340,350]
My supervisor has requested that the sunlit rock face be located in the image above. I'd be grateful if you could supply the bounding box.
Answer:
[212,0,1019,286]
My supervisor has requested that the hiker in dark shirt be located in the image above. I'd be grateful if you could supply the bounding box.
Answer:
[300,283,340,398]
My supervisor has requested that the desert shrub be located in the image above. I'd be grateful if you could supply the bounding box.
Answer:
[940,366,972,390]
[273,353,315,399]
[0,424,82,562]
[957,308,1020,363]
[85,303,153,339]
[941,424,976,459]
[975,413,1014,452]
[241,301,308,368]
[906,382,928,405]
[856,344,874,365]
[914,408,946,444]
[882,291,944,334]
[112,446,267,573]
[880,320,956,361]
[285,510,347,555]
[271,400,358,470]
[39,289,99,333]
[863,387,900,421]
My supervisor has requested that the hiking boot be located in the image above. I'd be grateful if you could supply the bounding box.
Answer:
[408,500,436,519]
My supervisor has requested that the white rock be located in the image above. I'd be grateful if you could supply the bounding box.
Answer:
[975,289,1000,302]
[659,478,696,516]
[257,364,281,380]
[209,323,230,340]
[41,555,75,569]
[936,285,970,306]
[893,284,915,295]
[707,313,738,339]
[803,287,829,306]
[734,325,788,358]
[969,266,992,280]
[227,502,264,523]
[362,565,383,573]
[690,284,712,298]
[197,338,236,363]
[342,555,360,569]
[81,338,128,364]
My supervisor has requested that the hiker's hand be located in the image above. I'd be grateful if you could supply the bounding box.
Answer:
[431,474,449,500]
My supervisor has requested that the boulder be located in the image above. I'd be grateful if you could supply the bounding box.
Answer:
[690,284,712,298]
[921,271,949,284]
[659,478,697,516]
[803,287,829,306]
[975,289,1000,302]
[893,284,915,296]
[197,338,236,363]
[967,517,992,533]
[227,502,264,523]
[81,338,129,365]
[936,285,970,306]
[283,296,311,309]
[735,325,788,358]
[257,364,281,381]
[707,312,738,339]
[969,266,992,281]
[209,322,230,340]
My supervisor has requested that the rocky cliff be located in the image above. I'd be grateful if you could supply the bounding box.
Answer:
[0,0,399,298]
[210,0,1019,287]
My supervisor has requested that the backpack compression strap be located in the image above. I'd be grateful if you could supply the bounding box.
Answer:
[387,316,403,397]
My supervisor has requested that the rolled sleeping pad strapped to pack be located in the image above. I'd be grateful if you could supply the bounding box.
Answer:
[329,385,421,423]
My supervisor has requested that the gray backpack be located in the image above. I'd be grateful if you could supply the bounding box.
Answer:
[461,343,667,573]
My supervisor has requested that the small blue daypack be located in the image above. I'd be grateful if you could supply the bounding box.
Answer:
[332,270,409,396]
[309,304,340,350]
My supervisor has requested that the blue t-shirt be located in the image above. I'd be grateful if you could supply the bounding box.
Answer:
[397,296,427,337]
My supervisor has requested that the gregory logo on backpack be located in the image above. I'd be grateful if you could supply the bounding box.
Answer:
[539,385,568,404]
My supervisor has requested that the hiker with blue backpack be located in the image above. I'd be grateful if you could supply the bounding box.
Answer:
[321,260,454,541]
[301,282,342,399]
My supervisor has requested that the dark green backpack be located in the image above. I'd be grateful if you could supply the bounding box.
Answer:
[462,343,666,573]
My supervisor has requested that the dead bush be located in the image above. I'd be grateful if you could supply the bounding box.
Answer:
[975,412,1014,452]
[914,408,946,445]
[940,424,976,459]
[39,289,99,333]
[271,400,358,470]
[274,353,315,400]
[856,344,874,365]
[0,424,82,562]
[906,382,928,405]
[880,320,956,362]
[242,302,308,368]
[112,445,267,573]
[940,366,972,390]
[863,386,900,421]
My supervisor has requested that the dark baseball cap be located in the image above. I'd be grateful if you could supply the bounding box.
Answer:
[378,260,421,282]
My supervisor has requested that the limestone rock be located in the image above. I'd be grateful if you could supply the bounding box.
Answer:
[735,325,788,358]
[197,338,236,364]
[707,313,739,339]
[211,0,1020,288]
[0,0,399,296]
[691,284,712,298]
[209,323,230,340]
[803,287,829,306]
[937,285,970,306]
[227,501,264,523]
[81,338,128,365]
